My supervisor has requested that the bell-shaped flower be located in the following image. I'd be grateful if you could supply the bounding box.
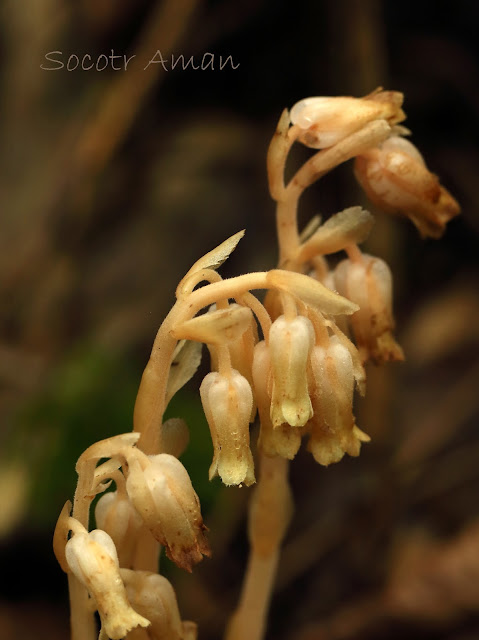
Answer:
[95,489,144,568]
[65,525,150,639]
[354,135,460,238]
[205,303,258,421]
[125,451,210,572]
[334,253,404,364]
[269,315,315,428]
[200,369,255,486]
[252,341,302,460]
[289,90,405,149]
[121,569,197,640]
[307,336,370,466]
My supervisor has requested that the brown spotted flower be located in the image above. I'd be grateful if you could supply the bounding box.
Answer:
[125,451,210,572]
[354,135,460,238]
[334,251,404,365]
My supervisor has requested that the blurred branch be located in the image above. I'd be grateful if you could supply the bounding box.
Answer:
[74,0,200,177]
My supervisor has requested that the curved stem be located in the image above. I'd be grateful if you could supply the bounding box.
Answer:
[276,195,301,266]
[133,272,274,453]
[68,461,97,640]
[236,291,272,342]
[345,243,363,263]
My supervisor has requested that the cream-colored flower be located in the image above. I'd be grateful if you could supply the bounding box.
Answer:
[125,452,210,572]
[307,336,369,466]
[334,253,404,364]
[354,135,460,238]
[252,340,302,460]
[65,525,150,639]
[200,369,255,486]
[95,489,144,568]
[290,90,405,149]
[269,315,315,428]
[122,569,197,640]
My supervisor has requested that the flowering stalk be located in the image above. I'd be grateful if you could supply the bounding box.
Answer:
[225,455,292,640]
[54,88,459,640]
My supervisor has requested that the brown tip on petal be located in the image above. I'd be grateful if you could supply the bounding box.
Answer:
[165,527,211,573]
[371,332,405,365]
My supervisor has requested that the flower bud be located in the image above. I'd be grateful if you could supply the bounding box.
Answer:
[269,315,314,427]
[122,569,197,640]
[334,254,404,364]
[200,370,255,486]
[252,341,302,460]
[125,452,210,572]
[290,91,405,149]
[354,136,460,238]
[65,526,149,639]
[95,490,144,568]
[307,336,369,466]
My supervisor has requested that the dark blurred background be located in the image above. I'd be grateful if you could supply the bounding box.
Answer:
[1,0,478,638]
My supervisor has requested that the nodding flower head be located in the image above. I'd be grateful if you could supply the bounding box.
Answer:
[307,335,369,466]
[354,135,460,238]
[200,369,255,487]
[95,489,144,568]
[334,252,404,365]
[290,90,405,149]
[125,452,210,572]
[268,314,315,428]
[122,569,196,640]
[252,340,302,460]
[65,525,150,639]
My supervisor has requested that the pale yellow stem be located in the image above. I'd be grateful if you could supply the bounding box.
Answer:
[225,455,293,640]
[226,550,280,640]
[280,291,298,322]
[217,344,233,378]
[68,461,97,640]
[288,119,390,197]
[345,243,364,263]
[68,572,96,640]
[133,272,273,454]
[236,291,272,342]
[276,195,301,266]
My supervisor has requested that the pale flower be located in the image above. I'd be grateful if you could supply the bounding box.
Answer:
[65,526,150,639]
[290,90,405,149]
[354,135,460,238]
[269,314,315,427]
[200,369,255,486]
[95,489,144,568]
[125,452,210,572]
[252,340,302,460]
[122,569,197,640]
[307,336,370,466]
[334,253,404,364]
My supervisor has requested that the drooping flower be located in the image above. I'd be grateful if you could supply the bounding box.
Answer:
[200,369,255,486]
[122,569,197,640]
[354,135,460,238]
[95,489,144,568]
[65,525,150,639]
[252,340,302,460]
[334,252,404,364]
[290,90,405,149]
[307,335,370,466]
[125,451,210,572]
[268,314,315,428]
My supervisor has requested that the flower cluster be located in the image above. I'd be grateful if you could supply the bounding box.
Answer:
[54,434,207,639]
[54,88,459,640]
